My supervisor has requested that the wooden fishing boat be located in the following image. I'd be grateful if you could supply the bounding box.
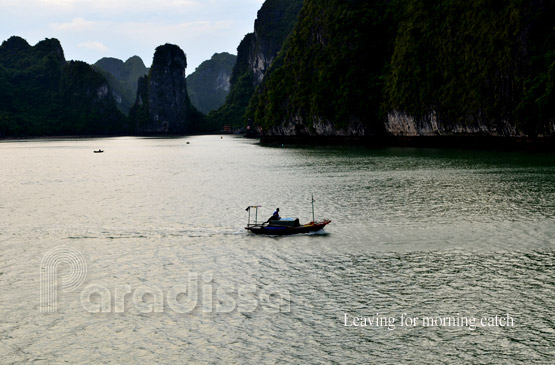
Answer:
[245,218,331,235]
[244,196,330,236]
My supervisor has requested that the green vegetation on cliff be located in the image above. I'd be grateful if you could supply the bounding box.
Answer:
[249,0,398,133]
[386,0,555,136]
[248,0,555,137]
[0,36,126,137]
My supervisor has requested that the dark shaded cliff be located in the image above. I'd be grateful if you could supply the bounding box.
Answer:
[129,44,203,134]
[208,0,303,129]
[250,0,555,140]
[250,0,397,137]
[93,56,148,115]
[0,36,126,137]
[186,52,236,114]
[385,0,555,138]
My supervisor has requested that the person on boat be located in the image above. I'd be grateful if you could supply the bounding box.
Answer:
[265,208,280,223]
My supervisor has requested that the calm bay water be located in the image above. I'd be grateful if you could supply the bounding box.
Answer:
[0,135,554,363]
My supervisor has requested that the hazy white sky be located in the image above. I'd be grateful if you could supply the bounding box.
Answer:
[0,0,264,74]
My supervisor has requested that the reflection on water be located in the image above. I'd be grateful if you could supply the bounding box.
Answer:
[0,136,554,363]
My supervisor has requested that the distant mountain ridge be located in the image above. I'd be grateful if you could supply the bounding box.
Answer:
[0,36,126,136]
[0,0,306,137]
[93,56,148,115]
[186,52,236,114]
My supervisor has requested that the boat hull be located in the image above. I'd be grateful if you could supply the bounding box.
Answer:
[245,220,331,235]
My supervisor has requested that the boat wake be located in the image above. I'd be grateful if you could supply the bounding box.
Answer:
[307,229,330,236]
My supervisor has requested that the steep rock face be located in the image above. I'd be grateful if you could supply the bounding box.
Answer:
[208,0,303,128]
[249,0,304,86]
[130,44,195,134]
[266,116,367,137]
[186,52,236,114]
[0,36,125,136]
[384,111,521,137]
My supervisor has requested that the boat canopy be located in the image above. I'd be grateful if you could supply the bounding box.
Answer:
[268,218,300,227]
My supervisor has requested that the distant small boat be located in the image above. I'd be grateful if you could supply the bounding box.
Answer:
[94,149,104,153]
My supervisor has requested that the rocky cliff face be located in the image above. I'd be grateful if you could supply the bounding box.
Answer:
[186,52,236,114]
[384,111,521,137]
[248,0,303,86]
[130,44,197,134]
[266,116,368,137]
[208,0,303,128]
